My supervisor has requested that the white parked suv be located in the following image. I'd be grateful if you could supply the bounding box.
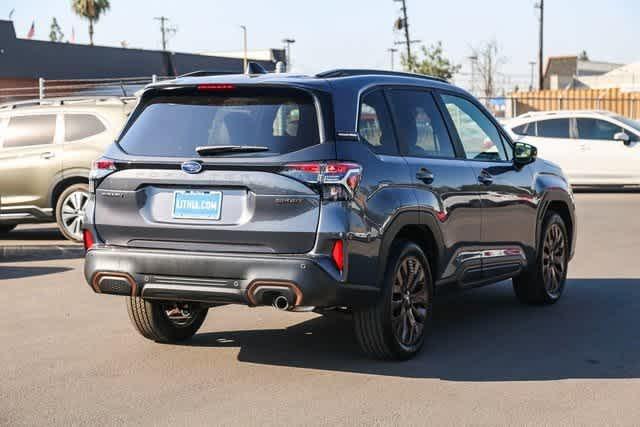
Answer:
[505,110,640,187]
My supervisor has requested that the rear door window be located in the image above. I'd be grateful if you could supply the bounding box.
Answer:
[387,89,456,158]
[358,90,398,155]
[576,118,621,141]
[3,115,57,148]
[118,88,320,157]
[65,114,107,142]
[536,119,571,139]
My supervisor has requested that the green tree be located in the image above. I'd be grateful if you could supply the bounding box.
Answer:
[49,17,64,42]
[401,41,461,80]
[71,0,110,45]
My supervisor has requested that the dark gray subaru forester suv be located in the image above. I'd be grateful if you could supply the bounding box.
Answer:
[83,69,576,360]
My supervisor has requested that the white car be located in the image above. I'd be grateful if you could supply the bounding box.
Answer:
[505,110,640,187]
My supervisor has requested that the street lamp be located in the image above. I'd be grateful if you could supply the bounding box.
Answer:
[240,25,248,72]
[387,47,398,70]
[528,61,536,91]
[468,55,478,95]
[282,38,296,72]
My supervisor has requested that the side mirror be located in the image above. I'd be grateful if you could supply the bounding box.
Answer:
[614,132,631,145]
[514,142,537,165]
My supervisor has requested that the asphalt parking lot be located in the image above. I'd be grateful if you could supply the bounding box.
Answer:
[1,193,639,426]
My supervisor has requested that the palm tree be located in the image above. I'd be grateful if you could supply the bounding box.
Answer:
[71,0,110,45]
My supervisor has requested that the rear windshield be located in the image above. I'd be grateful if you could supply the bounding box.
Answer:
[117,88,320,157]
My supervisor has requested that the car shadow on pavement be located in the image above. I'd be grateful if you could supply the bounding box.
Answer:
[188,278,640,381]
[0,266,72,280]
[0,226,65,241]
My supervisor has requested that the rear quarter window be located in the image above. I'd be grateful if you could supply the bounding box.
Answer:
[65,114,107,141]
[512,122,536,136]
[118,88,320,157]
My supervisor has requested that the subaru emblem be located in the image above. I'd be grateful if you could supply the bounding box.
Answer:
[181,161,203,174]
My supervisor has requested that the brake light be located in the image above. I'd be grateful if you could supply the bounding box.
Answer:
[89,157,117,192]
[331,240,344,272]
[281,161,362,201]
[83,229,95,251]
[197,83,236,91]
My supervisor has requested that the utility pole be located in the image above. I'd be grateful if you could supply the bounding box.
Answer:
[240,25,248,72]
[393,0,420,71]
[154,16,176,51]
[388,47,398,70]
[395,0,412,62]
[535,0,544,90]
[282,38,296,72]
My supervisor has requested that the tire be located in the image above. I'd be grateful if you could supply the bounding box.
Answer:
[55,183,90,242]
[0,224,16,234]
[126,297,208,343]
[513,212,569,305]
[354,240,434,360]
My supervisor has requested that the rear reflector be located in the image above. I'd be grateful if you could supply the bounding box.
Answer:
[197,84,236,91]
[83,229,95,251]
[331,240,344,272]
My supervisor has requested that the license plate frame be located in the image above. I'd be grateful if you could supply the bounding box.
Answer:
[172,190,222,220]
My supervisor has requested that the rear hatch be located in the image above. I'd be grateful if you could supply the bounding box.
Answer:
[93,84,333,254]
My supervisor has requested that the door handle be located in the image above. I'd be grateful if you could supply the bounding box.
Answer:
[416,168,434,184]
[41,151,55,159]
[478,170,493,185]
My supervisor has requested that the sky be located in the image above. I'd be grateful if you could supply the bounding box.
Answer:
[3,0,639,89]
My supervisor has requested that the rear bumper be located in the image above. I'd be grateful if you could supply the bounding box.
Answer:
[83,246,379,308]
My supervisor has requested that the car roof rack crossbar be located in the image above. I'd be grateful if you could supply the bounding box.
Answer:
[316,69,448,83]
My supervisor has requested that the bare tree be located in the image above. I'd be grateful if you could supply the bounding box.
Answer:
[470,40,505,101]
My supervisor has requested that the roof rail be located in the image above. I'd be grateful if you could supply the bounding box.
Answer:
[0,95,137,110]
[316,69,448,83]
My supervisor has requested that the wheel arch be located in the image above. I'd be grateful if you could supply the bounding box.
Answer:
[50,172,89,216]
[537,189,576,259]
[377,211,445,286]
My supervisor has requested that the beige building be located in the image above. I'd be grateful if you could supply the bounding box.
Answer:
[543,56,622,90]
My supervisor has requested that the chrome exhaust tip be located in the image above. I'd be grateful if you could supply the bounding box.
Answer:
[273,295,290,311]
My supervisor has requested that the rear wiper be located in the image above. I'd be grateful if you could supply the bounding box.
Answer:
[195,145,269,156]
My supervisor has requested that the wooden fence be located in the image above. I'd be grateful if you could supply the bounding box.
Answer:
[508,88,640,119]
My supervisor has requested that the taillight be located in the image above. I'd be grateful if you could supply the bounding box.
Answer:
[197,83,236,91]
[89,157,117,193]
[83,229,95,251]
[281,161,362,201]
[331,239,344,272]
